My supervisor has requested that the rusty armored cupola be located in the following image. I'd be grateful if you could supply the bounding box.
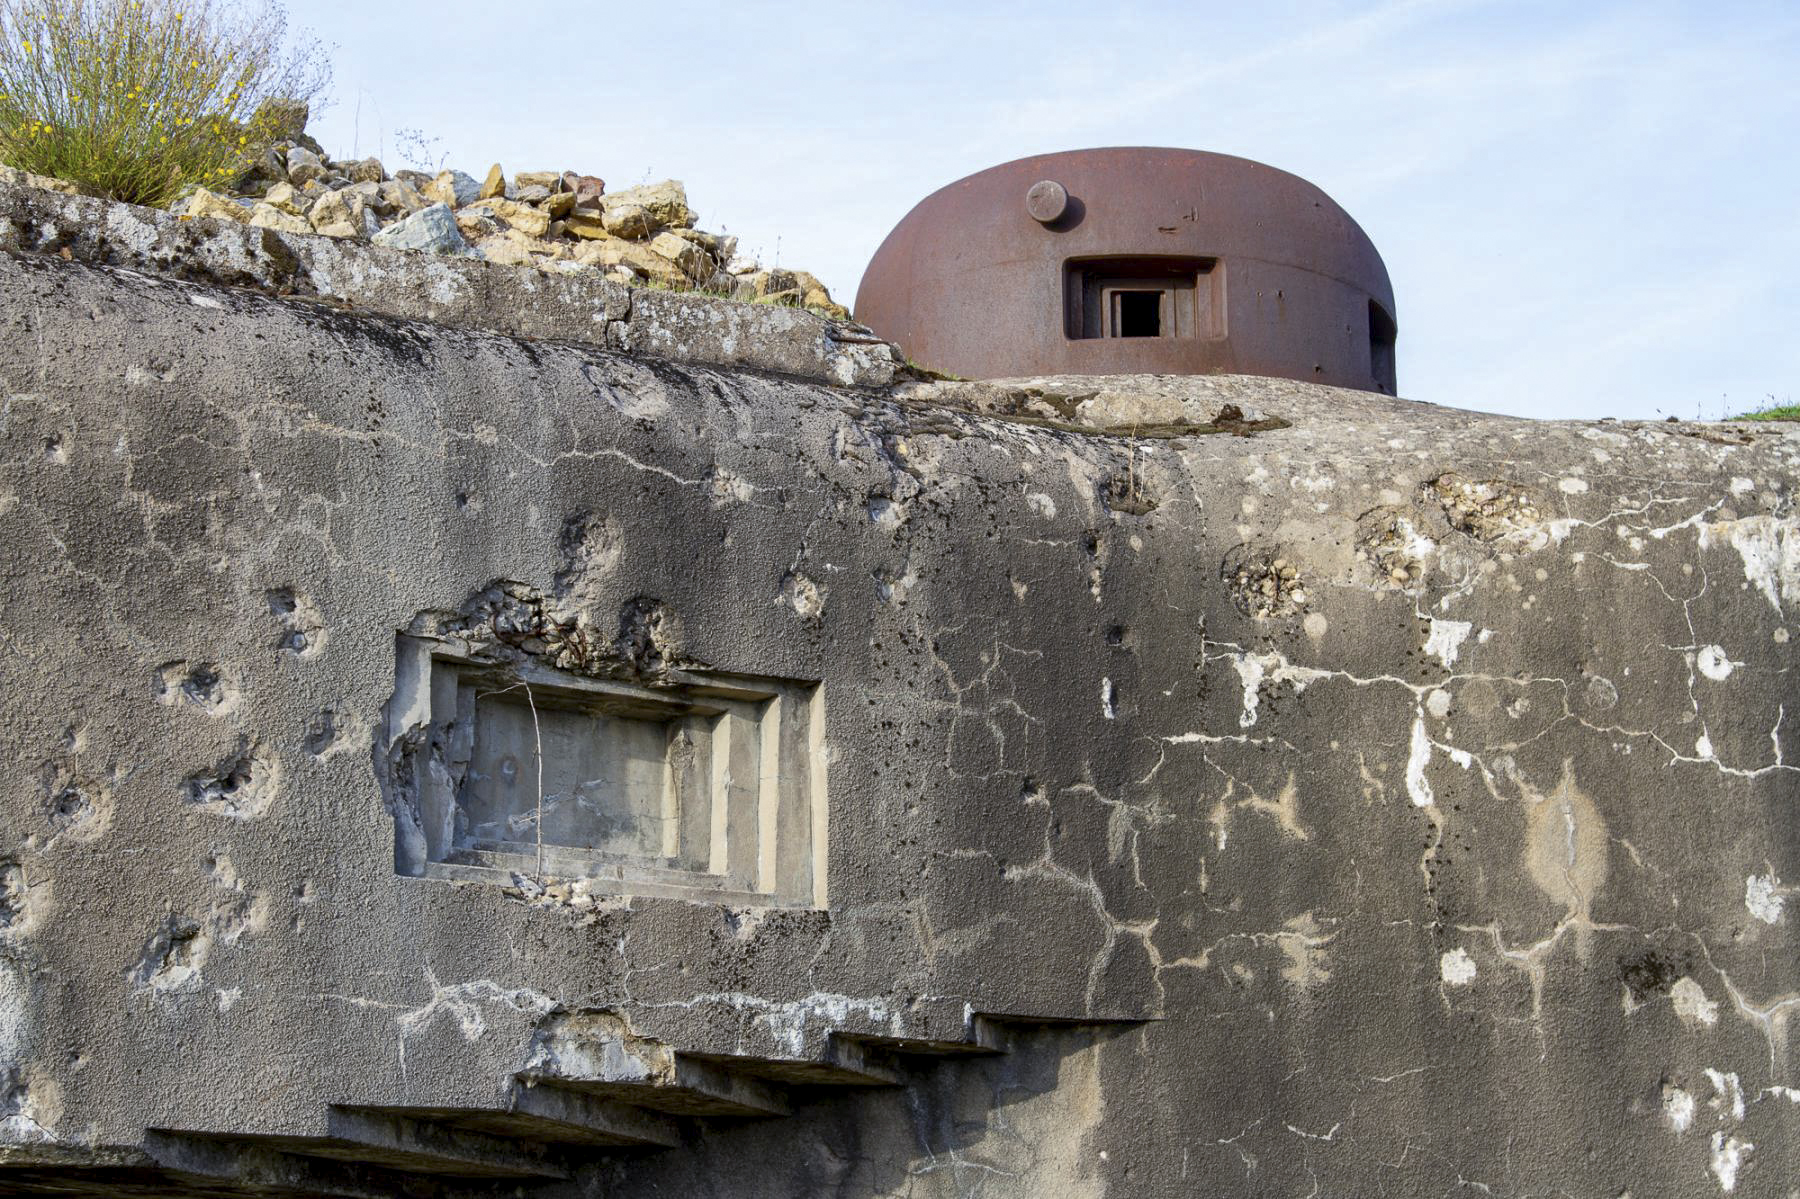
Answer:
[855,147,1399,394]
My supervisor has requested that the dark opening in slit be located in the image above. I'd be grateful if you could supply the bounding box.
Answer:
[1116,291,1162,337]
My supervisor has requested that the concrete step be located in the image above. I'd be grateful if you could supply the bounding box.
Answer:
[100,1010,1146,1197]
[141,1130,494,1198]
[823,1034,907,1085]
[381,1082,685,1149]
[305,1108,569,1179]
[663,1016,1025,1089]
[527,1051,791,1118]
[839,1014,1014,1058]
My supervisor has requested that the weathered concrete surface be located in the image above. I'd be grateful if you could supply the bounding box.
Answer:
[0,246,1797,1196]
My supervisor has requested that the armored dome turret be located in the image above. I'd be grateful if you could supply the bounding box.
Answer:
[855,147,1398,394]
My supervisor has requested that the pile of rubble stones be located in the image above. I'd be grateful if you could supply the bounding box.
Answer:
[174,142,850,318]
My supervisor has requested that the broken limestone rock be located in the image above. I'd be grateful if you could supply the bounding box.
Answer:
[600,179,693,239]
[567,172,605,207]
[377,177,428,217]
[563,213,612,241]
[649,230,711,279]
[179,186,251,224]
[307,187,377,239]
[470,197,551,239]
[247,202,312,234]
[260,181,310,216]
[9,121,849,315]
[283,145,326,187]
[423,169,482,210]
[341,157,385,184]
[370,202,472,256]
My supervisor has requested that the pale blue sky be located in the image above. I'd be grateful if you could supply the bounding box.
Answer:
[305,0,1798,420]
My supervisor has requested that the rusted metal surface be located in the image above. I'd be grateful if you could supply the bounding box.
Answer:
[855,147,1398,394]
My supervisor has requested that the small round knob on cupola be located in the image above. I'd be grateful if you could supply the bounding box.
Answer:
[1026,179,1069,224]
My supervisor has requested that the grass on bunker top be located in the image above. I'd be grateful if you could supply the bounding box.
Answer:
[1734,404,1800,421]
[0,0,330,208]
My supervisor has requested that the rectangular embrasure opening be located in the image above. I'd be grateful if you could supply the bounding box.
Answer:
[389,635,827,908]
[1065,256,1224,341]
[1114,291,1163,338]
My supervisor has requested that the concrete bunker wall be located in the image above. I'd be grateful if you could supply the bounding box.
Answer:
[0,225,1797,1196]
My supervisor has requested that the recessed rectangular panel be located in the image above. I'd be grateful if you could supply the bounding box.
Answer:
[464,697,672,859]
[389,637,826,908]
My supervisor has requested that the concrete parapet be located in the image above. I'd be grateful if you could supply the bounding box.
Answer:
[0,179,903,389]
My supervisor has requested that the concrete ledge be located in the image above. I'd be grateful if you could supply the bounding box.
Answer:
[0,178,902,388]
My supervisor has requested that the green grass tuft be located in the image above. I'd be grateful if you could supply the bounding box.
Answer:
[1734,404,1800,421]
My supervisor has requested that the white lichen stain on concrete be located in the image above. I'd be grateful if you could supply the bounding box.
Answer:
[1425,618,1473,667]
[1699,514,1800,613]
[1745,872,1786,924]
[1405,716,1435,807]
[1705,1069,1746,1122]
[422,260,466,306]
[1709,1132,1752,1192]
[1663,1082,1696,1133]
[1228,649,1329,729]
[1695,645,1738,682]
[649,991,901,1057]
[1232,654,1269,729]
[1672,977,1720,1027]
[103,206,161,255]
[710,466,756,507]
[1696,1068,1753,1192]
[1439,947,1477,986]
[1558,476,1590,494]
[390,972,557,1076]
[867,496,905,529]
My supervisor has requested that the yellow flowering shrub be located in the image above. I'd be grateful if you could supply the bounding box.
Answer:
[0,0,328,206]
